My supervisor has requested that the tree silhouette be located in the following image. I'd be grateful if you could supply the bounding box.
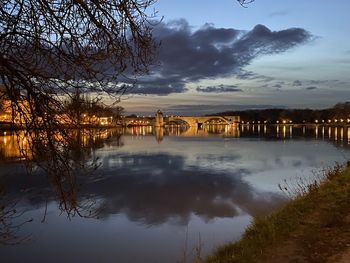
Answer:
[0,0,254,217]
[1,0,158,130]
[238,0,255,7]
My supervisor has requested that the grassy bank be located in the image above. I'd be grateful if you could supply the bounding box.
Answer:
[205,163,350,263]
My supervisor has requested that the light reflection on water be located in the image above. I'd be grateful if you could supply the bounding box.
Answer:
[0,125,349,263]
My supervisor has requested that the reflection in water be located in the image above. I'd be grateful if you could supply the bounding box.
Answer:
[154,126,164,143]
[341,127,344,141]
[322,126,325,139]
[335,127,338,141]
[237,125,350,146]
[0,129,127,220]
[0,129,124,162]
[1,153,285,226]
[0,131,31,161]
[0,183,32,245]
[0,125,349,262]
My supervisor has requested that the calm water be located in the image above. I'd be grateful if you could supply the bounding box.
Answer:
[0,125,349,263]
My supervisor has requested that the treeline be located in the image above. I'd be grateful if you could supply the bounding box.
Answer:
[214,102,350,123]
[63,92,124,122]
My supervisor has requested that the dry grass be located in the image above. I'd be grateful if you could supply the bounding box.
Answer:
[205,163,350,263]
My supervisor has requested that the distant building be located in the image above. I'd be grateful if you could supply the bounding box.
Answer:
[0,85,14,123]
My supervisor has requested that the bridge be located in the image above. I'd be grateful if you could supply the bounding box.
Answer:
[153,110,240,128]
[123,110,240,128]
[164,115,240,127]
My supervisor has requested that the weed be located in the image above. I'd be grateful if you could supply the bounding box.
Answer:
[205,163,350,263]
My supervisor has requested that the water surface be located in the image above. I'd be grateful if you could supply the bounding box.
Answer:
[0,125,349,262]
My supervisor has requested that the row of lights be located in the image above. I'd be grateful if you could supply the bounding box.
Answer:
[242,119,350,124]
[242,120,291,124]
[129,120,150,124]
[315,119,350,123]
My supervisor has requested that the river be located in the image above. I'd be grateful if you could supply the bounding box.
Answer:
[0,125,349,262]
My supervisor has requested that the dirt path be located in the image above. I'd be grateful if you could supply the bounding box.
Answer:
[259,201,350,263]
[336,249,350,263]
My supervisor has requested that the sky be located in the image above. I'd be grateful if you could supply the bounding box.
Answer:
[118,0,350,115]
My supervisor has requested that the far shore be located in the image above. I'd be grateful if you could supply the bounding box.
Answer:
[0,122,349,131]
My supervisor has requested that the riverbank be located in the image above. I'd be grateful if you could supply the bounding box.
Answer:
[0,122,121,131]
[205,162,350,263]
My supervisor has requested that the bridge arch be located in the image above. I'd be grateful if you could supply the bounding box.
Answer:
[203,117,230,125]
[166,118,190,127]
[164,115,240,127]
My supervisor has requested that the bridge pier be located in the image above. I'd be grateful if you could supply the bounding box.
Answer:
[154,110,164,127]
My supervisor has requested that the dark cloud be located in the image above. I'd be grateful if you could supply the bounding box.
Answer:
[309,80,324,85]
[273,84,282,89]
[306,86,317,90]
[123,20,311,95]
[260,84,270,88]
[196,84,242,93]
[129,82,187,95]
[165,104,287,115]
[293,80,303,86]
[236,70,275,82]
[236,70,258,80]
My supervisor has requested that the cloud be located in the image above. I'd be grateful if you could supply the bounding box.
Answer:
[165,104,287,115]
[306,86,317,90]
[269,10,289,17]
[292,80,303,86]
[123,20,312,95]
[336,58,350,64]
[196,84,242,93]
[236,70,257,80]
[128,82,187,95]
[236,70,275,82]
[273,84,282,89]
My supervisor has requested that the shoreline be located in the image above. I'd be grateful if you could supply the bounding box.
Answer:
[205,162,350,263]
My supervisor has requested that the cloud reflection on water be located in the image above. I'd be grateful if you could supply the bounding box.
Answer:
[1,151,286,226]
[84,153,286,225]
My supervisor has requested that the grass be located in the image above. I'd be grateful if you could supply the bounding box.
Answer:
[205,162,350,263]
